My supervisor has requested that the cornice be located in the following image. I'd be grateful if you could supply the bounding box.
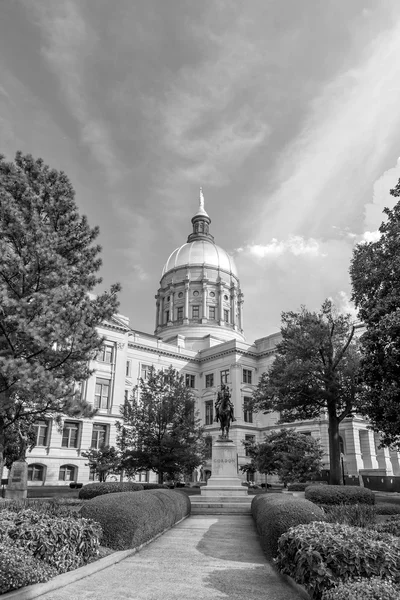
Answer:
[128,341,200,364]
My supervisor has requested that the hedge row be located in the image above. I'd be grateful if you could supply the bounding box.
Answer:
[251,493,326,558]
[81,489,190,550]
[78,481,144,500]
[276,521,400,599]
[321,577,400,600]
[305,484,375,505]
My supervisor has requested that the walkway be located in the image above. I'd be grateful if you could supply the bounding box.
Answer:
[38,515,302,600]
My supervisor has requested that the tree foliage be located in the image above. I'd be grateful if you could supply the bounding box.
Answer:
[0,152,121,474]
[241,429,324,485]
[251,300,361,485]
[350,178,400,448]
[81,446,121,482]
[116,366,205,483]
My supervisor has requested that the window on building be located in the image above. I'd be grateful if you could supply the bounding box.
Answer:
[126,360,132,377]
[186,374,195,388]
[192,305,200,319]
[205,436,212,460]
[224,309,229,323]
[220,369,229,385]
[209,306,216,320]
[243,397,253,423]
[59,464,77,482]
[165,310,170,323]
[28,464,45,482]
[205,401,214,425]
[91,424,108,449]
[137,471,149,482]
[243,369,252,384]
[205,373,214,388]
[34,420,50,446]
[61,422,80,448]
[177,306,183,320]
[245,435,255,457]
[94,378,111,410]
[141,364,152,380]
[97,345,113,363]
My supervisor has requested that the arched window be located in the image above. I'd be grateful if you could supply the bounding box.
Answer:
[28,464,46,482]
[59,464,77,482]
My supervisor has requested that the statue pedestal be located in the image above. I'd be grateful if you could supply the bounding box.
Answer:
[5,460,28,500]
[201,439,247,498]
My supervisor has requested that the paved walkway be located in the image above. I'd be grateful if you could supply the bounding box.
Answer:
[38,515,302,600]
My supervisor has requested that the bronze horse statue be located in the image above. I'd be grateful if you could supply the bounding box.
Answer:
[215,385,235,439]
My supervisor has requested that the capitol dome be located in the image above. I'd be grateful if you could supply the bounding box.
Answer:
[155,189,245,346]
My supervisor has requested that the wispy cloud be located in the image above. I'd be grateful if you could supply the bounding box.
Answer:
[237,236,323,258]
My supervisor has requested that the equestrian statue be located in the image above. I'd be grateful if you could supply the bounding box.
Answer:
[214,384,236,439]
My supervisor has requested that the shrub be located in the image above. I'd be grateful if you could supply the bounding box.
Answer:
[81,489,190,551]
[0,498,82,519]
[276,521,400,599]
[305,484,375,506]
[78,481,144,500]
[140,483,168,490]
[370,515,400,538]
[251,493,326,558]
[376,503,400,515]
[324,503,377,528]
[287,483,309,492]
[0,542,58,594]
[0,509,102,573]
[321,577,400,600]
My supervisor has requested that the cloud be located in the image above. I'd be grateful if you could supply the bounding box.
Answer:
[237,236,323,258]
[330,290,358,321]
[361,230,381,243]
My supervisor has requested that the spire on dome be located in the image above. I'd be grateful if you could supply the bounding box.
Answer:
[187,187,214,243]
[199,186,205,210]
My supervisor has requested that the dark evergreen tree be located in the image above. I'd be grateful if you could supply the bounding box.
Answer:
[0,152,121,475]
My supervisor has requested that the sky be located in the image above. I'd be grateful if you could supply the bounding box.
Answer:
[1,0,400,343]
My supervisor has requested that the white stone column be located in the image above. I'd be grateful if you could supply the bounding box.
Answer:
[344,426,364,474]
[202,281,207,321]
[155,296,160,329]
[237,292,244,331]
[374,433,394,475]
[390,451,400,476]
[184,282,189,323]
[230,285,236,328]
[218,281,224,325]
[359,429,379,469]
[169,287,174,322]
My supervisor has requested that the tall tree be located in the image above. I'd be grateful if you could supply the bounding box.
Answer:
[350,178,400,449]
[0,152,121,476]
[251,300,361,485]
[241,429,324,486]
[116,366,205,483]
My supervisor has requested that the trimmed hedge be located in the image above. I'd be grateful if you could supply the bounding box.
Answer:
[0,542,58,594]
[321,577,400,600]
[287,483,309,492]
[141,483,168,490]
[276,521,400,599]
[305,484,375,506]
[78,481,144,500]
[251,493,326,558]
[81,489,190,550]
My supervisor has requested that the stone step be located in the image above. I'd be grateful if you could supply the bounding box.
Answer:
[190,502,252,515]
[194,496,252,503]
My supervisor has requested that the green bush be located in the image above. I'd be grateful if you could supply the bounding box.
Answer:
[305,484,375,506]
[0,498,82,518]
[78,481,144,500]
[376,503,400,515]
[0,542,58,594]
[81,489,190,551]
[276,521,400,599]
[0,508,102,573]
[141,483,169,490]
[324,503,377,527]
[321,577,400,600]
[251,493,326,558]
[370,515,400,538]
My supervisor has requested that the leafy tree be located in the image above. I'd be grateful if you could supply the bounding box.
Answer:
[81,446,121,482]
[241,429,324,486]
[251,300,361,485]
[0,152,121,476]
[116,366,206,483]
[351,179,400,449]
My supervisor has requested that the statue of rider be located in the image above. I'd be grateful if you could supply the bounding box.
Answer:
[214,384,236,423]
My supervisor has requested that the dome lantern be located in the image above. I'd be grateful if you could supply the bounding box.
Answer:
[187,188,214,243]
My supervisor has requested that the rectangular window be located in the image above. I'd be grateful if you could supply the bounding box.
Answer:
[94,378,111,410]
[192,305,199,319]
[243,369,252,384]
[186,374,195,388]
[28,464,45,482]
[205,401,214,425]
[209,306,216,320]
[177,306,183,320]
[137,471,149,482]
[224,309,229,323]
[245,434,255,457]
[220,369,229,385]
[205,373,214,388]
[59,465,76,481]
[243,397,253,423]
[126,360,132,377]
[165,310,170,323]
[141,364,152,380]
[91,424,108,449]
[97,345,113,363]
[34,420,49,446]
[61,422,79,448]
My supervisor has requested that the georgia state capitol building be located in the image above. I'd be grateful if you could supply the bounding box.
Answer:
[24,191,400,486]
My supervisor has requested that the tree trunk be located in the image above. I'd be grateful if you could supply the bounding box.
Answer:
[158,472,163,484]
[327,405,342,485]
[0,416,5,481]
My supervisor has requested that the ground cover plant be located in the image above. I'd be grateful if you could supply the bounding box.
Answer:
[321,576,400,600]
[78,481,144,500]
[323,503,377,528]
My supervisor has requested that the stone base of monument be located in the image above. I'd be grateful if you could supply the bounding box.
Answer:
[190,439,252,514]
[5,460,28,500]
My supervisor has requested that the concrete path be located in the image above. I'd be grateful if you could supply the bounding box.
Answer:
[38,515,302,600]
